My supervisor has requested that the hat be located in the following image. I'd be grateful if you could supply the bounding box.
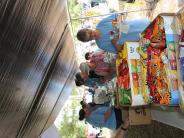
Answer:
[79,62,89,75]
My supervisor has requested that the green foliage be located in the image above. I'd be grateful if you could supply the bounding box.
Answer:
[67,0,82,34]
[68,0,81,18]
[71,87,78,96]
[58,99,85,138]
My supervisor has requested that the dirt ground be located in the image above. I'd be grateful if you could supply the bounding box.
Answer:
[105,0,184,137]
[102,120,184,138]
[126,120,184,138]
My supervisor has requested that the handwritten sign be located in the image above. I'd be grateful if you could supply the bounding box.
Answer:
[126,42,140,59]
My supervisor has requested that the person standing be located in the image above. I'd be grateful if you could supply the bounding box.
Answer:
[77,14,149,54]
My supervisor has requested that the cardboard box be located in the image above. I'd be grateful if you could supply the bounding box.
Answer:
[129,106,152,125]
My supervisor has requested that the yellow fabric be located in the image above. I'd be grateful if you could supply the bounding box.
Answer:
[124,2,144,6]
[122,43,128,60]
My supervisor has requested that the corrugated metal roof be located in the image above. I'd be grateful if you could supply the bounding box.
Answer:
[0,0,77,137]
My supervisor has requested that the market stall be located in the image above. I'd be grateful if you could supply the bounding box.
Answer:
[115,13,182,107]
[114,13,184,128]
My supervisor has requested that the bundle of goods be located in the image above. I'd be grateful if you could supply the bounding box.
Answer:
[116,49,131,106]
[116,42,148,106]
[139,14,179,106]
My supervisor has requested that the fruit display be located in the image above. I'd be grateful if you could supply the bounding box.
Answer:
[116,42,148,106]
[139,14,179,105]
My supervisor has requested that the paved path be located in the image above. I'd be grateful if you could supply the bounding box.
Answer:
[115,0,184,21]
[150,0,183,19]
